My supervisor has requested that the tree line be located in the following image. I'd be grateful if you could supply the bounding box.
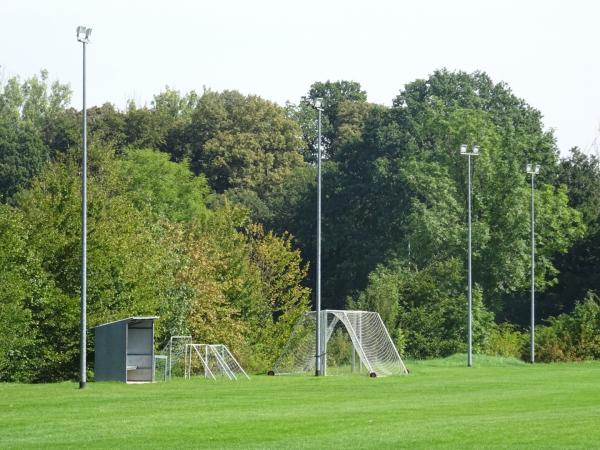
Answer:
[1,69,600,381]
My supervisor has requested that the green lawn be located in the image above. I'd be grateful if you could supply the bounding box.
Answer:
[1,355,599,449]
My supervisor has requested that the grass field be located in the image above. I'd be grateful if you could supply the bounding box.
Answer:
[1,354,599,449]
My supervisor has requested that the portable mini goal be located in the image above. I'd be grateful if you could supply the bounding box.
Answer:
[184,343,250,380]
[162,335,192,380]
[271,310,408,377]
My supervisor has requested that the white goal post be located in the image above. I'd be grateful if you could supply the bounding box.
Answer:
[271,310,408,377]
[164,335,192,380]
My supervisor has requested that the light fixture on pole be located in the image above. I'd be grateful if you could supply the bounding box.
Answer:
[303,96,324,376]
[526,163,540,364]
[77,25,92,389]
[460,144,480,367]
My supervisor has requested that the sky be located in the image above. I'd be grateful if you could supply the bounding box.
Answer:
[2,0,600,155]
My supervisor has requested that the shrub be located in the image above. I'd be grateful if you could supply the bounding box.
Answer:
[536,291,600,362]
[484,323,526,359]
[326,328,354,367]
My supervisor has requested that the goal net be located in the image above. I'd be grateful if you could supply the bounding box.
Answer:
[184,344,250,380]
[271,310,407,377]
[162,335,192,379]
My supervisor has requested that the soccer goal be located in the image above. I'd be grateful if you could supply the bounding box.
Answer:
[271,310,408,377]
[184,343,250,381]
[163,335,192,380]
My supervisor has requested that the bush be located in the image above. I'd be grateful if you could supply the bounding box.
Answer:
[326,328,354,367]
[536,291,600,362]
[484,323,526,359]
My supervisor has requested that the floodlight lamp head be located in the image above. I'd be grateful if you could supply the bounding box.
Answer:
[77,26,92,43]
[472,145,480,155]
[314,97,323,109]
[526,163,532,173]
[535,164,540,174]
[460,144,467,154]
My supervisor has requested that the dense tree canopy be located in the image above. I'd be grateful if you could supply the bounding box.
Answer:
[0,145,310,381]
[535,149,600,318]
[274,72,584,316]
[0,71,71,199]
[0,68,598,380]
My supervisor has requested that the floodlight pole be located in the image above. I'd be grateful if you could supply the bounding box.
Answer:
[526,163,540,364]
[77,26,91,389]
[460,145,479,368]
[315,100,323,376]
[467,153,472,368]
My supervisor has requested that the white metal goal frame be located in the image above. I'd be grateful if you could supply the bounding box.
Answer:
[153,355,168,381]
[272,309,408,377]
[184,343,250,381]
[164,335,192,380]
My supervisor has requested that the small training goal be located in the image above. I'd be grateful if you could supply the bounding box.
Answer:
[184,343,250,380]
[271,310,407,377]
[161,335,192,380]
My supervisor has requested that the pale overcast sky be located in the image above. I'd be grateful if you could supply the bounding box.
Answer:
[2,0,599,155]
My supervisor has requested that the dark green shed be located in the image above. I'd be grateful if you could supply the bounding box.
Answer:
[94,317,158,382]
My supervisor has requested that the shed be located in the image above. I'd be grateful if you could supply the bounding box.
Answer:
[94,316,158,382]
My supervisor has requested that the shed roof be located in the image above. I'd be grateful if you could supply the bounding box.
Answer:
[93,316,158,329]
